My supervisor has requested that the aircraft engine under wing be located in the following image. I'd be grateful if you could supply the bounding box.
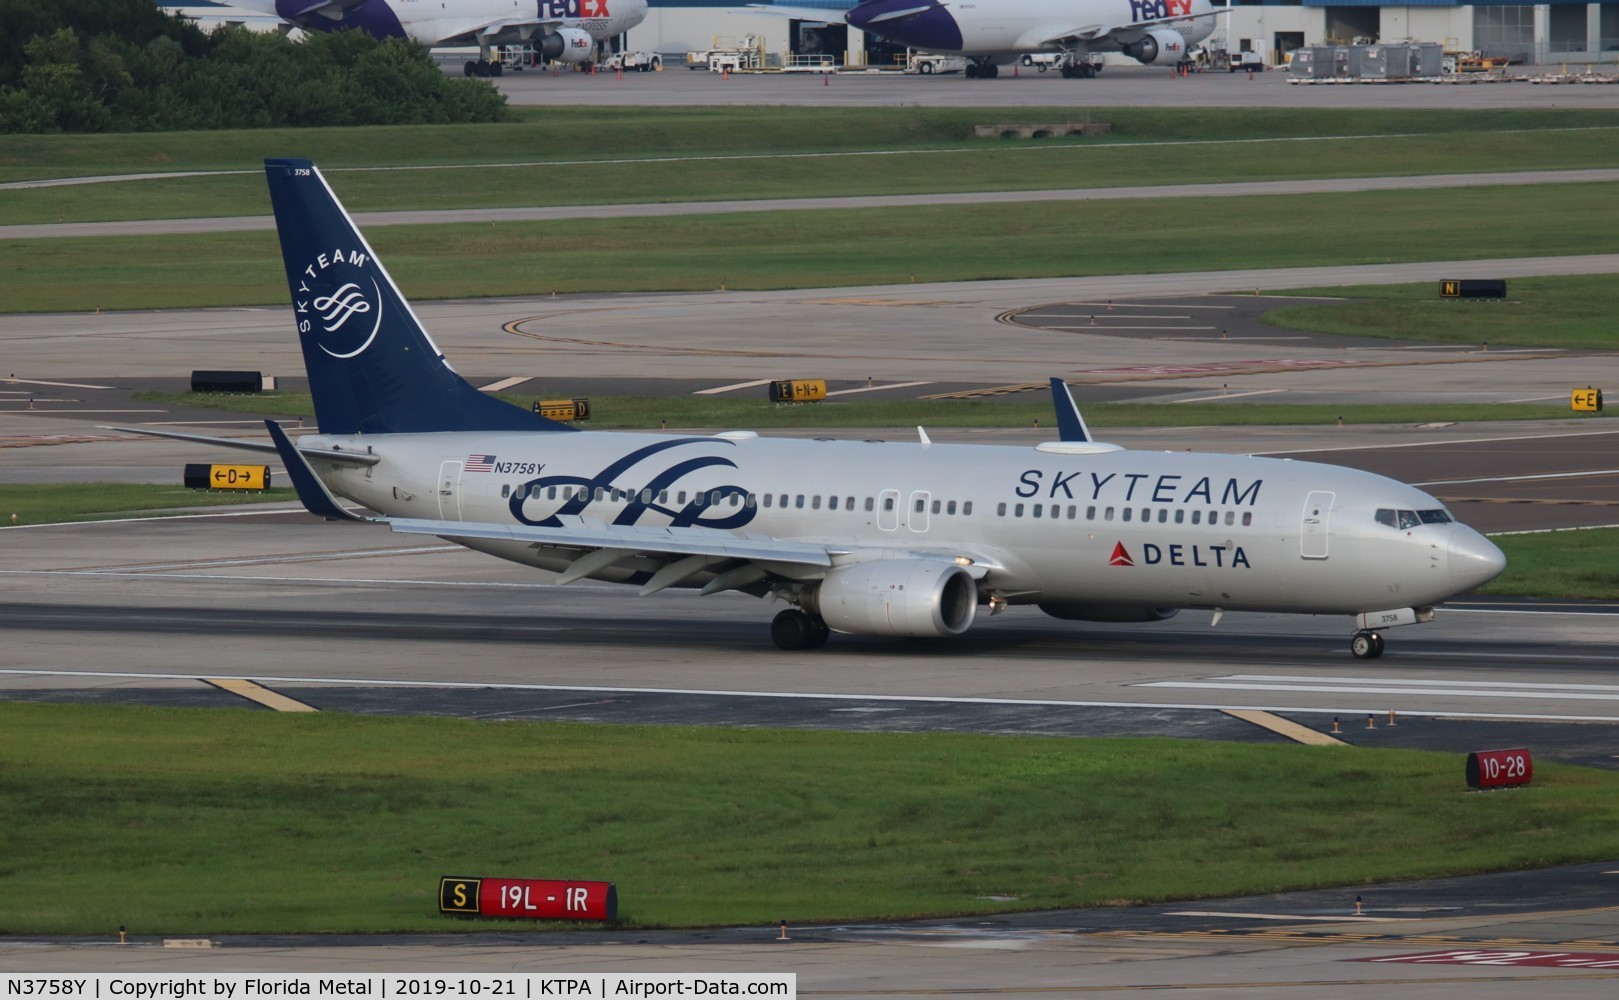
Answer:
[804,559,978,637]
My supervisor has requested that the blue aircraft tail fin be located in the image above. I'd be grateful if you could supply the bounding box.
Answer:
[1049,377,1093,443]
[263,158,574,436]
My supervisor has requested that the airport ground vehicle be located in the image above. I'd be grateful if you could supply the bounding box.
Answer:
[908,51,968,74]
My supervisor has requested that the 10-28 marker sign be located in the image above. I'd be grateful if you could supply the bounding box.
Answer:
[439,876,617,921]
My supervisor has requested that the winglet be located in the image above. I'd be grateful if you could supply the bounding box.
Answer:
[1050,378,1092,443]
[265,419,372,522]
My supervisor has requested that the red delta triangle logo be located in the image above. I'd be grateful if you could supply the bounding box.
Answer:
[1109,542,1134,567]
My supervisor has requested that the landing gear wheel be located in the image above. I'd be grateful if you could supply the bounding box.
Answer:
[982,63,999,78]
[490,61,503,77]
[1350,630,1384,659]
[965,63,979,78]
[772,609,823,650]
[464,60,479,77]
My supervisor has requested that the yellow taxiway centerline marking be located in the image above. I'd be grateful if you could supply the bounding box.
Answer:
[206,678,318,713]
[1223,708,1346,746]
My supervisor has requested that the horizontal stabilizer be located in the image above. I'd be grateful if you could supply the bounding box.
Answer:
[265,420,373,522]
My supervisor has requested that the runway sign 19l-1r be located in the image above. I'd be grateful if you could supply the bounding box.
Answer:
[439,875,617,921]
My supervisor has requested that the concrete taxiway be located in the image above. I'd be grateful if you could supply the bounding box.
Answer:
[491,61,1619,109]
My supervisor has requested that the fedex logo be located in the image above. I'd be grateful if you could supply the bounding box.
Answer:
[540,0,611,17]
[1130,0,1192,22]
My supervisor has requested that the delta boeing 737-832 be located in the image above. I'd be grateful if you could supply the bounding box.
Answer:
[114,160,1505,657]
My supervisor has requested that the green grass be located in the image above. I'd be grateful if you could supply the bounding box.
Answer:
[1268,274,1619,350]
[1481,528,1619,600]
[2,703,1616,934]
[7,107,1618,182]
[8,123,1619,225]
[0,483,295,526]
[9,183,1619,312]
[134,390,1599,430]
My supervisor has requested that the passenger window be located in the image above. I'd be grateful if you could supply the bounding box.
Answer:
[778,494,788,508]
[501,484,511,499]
[947,500,957,515]
[1157,509,1168,523]
[658,490,668,504]
[730,494,741,507]
[745,495,756,508]
[796,495,806,509]
[813,495,822,510]
[829,496,840,511]
[677,491,687,504]
[640,489,652,503]
[1175,509,1184,524]
[1242,512,1252,526]
[914,497,924,513]
[882,496,894,512]
[1122,508,1132,522]
[1225,511,1234,526]
[932,499,941,515]
[1014,503,1025,517]
[847,496,855,510]
[1067,505,1076,519]
[865,497,875,512]
[595,487,606,502]
[1191,510,1201,525]
[1087,505,1096,520]
[963,501,973,515]
[997,502,1007,517]
[1104,507,1114,521]
[694,493,706,507]
[763,494,773,508]
[1033,503,1043,517]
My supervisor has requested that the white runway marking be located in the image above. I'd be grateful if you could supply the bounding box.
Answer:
[693,378,775,395]
[1166,911,1409,923]
[1417,469,1619,487]
[1146,680,1619,701]
[478,376,533,392]
[825,381,933,397]
[0,378,114,389]
[1173,389,1289,403]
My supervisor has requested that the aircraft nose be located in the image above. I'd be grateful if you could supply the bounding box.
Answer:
[1449,527,1506,591]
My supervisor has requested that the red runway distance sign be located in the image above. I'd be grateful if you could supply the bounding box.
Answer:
[1466,747,1532,790]
[439,876,617,921]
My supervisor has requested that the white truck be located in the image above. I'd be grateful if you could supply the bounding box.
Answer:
[906,51,968,74]
[603,50,662,72]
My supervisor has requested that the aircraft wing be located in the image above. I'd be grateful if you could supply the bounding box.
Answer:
[283,0,370,22]
[1038,7,1221,46]
[740,4,851,24]
[100,425,380,466]
[388,516,1009,595]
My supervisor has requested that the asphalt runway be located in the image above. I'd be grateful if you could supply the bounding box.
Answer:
[5,262,1619,989]
[492,61,1619,109]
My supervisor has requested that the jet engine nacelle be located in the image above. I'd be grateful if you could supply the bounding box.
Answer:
[809,561,978,638]
[538,28,595,63]
[1038,603,1181,623]
[1122,29,1187,66]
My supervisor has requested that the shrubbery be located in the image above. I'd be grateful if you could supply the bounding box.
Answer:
[0,0,508,132]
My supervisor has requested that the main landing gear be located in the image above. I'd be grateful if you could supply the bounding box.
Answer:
[964,58,999,79]
[463,60,503,77]
[1350,630,1385,660]
[772,608,830,650]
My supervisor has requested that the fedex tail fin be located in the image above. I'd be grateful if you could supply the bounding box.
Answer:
[263,158,573,435]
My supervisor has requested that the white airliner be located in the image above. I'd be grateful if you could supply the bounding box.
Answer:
[231,0,648,76]
[752,0,1219,77]
[115,159,1506,658]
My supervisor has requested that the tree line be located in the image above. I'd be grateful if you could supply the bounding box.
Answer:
[0,0,507,132]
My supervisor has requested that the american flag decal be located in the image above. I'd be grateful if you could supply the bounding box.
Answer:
[465,454,496,473]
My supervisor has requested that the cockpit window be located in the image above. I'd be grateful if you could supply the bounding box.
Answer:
[1375,508,1396,528]
[1418,509,1452,524]
[1398,510,1421,529]
[1376,508,1440,529]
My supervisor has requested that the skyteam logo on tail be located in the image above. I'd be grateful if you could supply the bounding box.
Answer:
[294,247,383,359]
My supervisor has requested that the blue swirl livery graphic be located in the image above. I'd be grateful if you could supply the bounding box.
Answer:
[510,440,757,531]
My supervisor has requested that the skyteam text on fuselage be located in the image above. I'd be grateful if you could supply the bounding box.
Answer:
[814,0,1220,78]
[114,160,1505,658]
[233,0,647,76]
